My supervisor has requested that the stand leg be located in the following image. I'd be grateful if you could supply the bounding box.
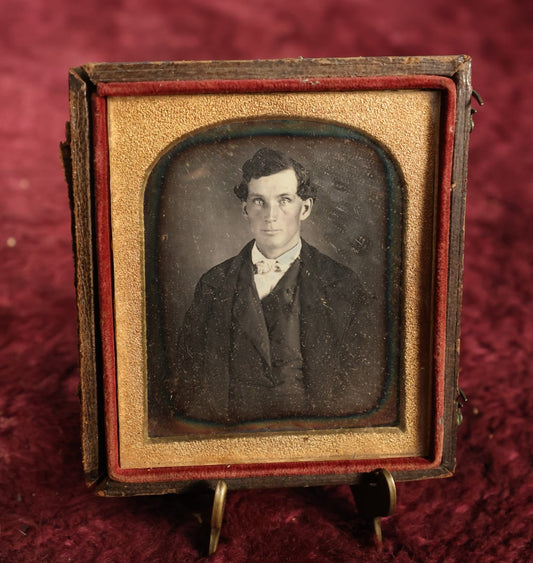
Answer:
[208,480,228,555]
[351,468,396,550]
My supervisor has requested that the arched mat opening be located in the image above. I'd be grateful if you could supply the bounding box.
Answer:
[144,118,403,437]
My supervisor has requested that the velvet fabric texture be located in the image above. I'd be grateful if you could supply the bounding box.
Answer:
[1,0,532,561]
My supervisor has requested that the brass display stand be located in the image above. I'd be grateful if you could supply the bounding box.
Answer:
[208,469,396,554]
[208,481,228,555]
[351,469,397,549]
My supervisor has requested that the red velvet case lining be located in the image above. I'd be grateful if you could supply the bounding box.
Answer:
[92,75,456,483]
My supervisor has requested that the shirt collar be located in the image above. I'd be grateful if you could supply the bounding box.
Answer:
[251,239,302,266]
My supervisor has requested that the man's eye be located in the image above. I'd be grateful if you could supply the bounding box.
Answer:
[252,198,263,206]
[280,197,291,205]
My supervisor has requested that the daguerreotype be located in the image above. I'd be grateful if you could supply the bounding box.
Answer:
[146,122,402,436]
[65,56,472,495]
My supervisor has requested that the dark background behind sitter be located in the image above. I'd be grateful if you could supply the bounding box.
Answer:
[1,0,532,561]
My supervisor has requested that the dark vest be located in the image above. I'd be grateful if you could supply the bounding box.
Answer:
[228,259,306,423]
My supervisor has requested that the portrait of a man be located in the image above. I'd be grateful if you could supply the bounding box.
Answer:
[144,120,403,435]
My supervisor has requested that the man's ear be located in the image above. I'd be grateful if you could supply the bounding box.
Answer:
[300,198,313,220]
[242,201,248,216]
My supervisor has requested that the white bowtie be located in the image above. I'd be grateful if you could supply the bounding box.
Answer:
[253,260,287,275]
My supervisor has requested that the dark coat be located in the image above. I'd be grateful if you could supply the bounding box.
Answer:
[170,239,383,424]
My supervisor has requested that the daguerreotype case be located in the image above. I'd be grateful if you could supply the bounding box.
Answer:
[64,56,472,498]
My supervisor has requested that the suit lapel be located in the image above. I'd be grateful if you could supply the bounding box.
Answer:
[299,241,354,365]
[207,242,270,367]
[232,259,271,367]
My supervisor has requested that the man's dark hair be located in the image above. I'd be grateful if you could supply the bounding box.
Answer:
[234,148,317,202]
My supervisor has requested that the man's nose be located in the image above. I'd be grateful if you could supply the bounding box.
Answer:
[264,203,278,221]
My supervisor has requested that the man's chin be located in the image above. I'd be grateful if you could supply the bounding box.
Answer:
[255,239,294,259]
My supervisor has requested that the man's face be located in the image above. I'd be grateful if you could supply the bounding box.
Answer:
[243,168,313,259]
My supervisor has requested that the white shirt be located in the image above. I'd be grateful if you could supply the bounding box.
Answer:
[251,240,302,300]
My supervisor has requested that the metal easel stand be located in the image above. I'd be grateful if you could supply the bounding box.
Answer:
[209,481,228,555]
[208,468,396,555]
[351,468,397,550]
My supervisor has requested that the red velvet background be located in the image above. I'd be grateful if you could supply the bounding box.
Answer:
[1,0,532,561]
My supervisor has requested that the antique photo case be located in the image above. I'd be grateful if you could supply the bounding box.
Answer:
[65,56,472,495]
